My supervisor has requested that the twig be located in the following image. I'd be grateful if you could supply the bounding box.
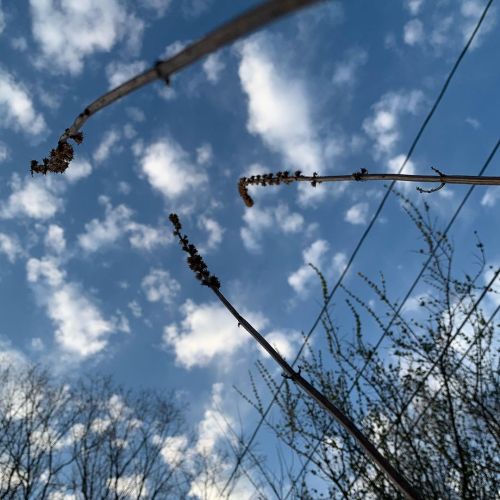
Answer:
[30,0,324,175]
[238,168,500,207]
[168,214,421,500]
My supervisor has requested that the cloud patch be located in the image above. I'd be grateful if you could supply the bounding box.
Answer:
[0,67,46,135]
[164,300,267,369]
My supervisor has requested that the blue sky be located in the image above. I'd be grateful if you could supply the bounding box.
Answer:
[0,0,499,497]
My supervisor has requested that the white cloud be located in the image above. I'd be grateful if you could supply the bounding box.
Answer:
[127,222,170,251]
[240,203,304,253]
[93,129,121,163]
[481,188,500,208]
[182,0,213,18]
[0,67,46,135]
[198,216,224,252]
[345,202,369,225]
[465,117,480,129]
[27,257,117,358]
[288,239,329,296]
[141,0,172,17]
[203,53,225,83]
[78,197,169,252]
[387,154,416,176]
[332,48,367,87]
[0,233,22,263]
[128,300,142,318]
[107,475,148,498]
[45,225,66,254]
[239,36,322,172]
[196,143,213,166]
[162,40,189,59]
[78,200,133,252]
[0,142,8,162]
[65,158,92,183]
[158,434,188,468]
[106,60,147,89]
[29,0,144,74]
[193,382,230,457]
[141,268,180,305]
[460,0,497,48]
[363,90,424,158]
[139,139,207,200]
[261,330,302,360]
[0,174,62,220]
[405,0,424,15]
[164,300,267,369]
[404,19,424,46]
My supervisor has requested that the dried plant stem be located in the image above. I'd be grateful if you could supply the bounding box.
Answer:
[169,214,420,500]
[238,170,500,207]
[31,0,323,175]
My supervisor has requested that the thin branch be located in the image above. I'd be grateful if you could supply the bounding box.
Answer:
[168,214,421,500]
[238,168,500,207]
[30,0,324,175]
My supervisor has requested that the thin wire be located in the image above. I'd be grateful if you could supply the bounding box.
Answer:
[285,137,499,499]
[223,0,496,494]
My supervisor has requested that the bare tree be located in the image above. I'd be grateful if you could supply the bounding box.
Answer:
[0,365,218,499]
[238,195,499,499]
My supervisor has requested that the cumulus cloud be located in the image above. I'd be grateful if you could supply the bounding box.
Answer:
[106,60,147,89]
[65,159,93,183]
[78,197,170,252]
[196,143,213,166]
[238,36,322,173]
[0,142,8,162]
[363,90,424,158]
[139,139,207,201]
[203,53,225,83]
[288,240,347,298]
[288,240,329,295]
[197,215,224,252]
[164,300,267,369]
[345,202,369,225]
[141,268,180,305]
[261,330,302,361]
[240,203,304,253]
[0,233,22,263]
[44,225,66,254]
[93,129,121,163]
[405,0,424,15]
[29,0,144,74]
[26,257,122,357]
[0,67,46,135]
[404,19,424,46]
[0,174,62,220]
[332,48,367,87]
[481,188,500,208]
[141,0,172,17]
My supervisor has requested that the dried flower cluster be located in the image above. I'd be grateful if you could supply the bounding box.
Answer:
[30,131,83,176]
[238,170,309,207]
[169,213,220,289]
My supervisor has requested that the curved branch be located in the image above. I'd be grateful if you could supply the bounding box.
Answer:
[30,0,324,175]
[238,168,500,207]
